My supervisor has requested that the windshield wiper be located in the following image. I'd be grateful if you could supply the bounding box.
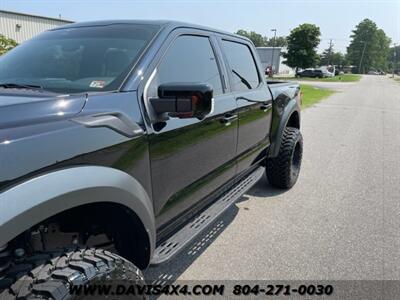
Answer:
[231,69,252,90]
[0,83,44,90]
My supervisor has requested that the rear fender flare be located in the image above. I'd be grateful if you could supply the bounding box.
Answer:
[269,98,300,158]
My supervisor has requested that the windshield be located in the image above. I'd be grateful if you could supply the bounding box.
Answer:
[0,24,160,94]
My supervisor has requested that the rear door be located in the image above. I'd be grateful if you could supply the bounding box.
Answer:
[218,37,273,174]
[142,31,238,233]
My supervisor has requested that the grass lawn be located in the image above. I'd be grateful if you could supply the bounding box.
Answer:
[274,74,361,82]
[300,84,335,109]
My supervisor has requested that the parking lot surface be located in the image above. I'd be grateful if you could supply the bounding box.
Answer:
[145,75,400,281]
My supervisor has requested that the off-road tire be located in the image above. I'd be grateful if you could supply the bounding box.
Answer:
[0,248,145,300]
[266,127,303,189]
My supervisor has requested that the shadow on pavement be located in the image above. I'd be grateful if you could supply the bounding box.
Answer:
[143,176,287,295]
[245,175,288,197]
[143,202,239,285]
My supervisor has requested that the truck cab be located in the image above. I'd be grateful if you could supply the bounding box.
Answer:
[0,21,302,299]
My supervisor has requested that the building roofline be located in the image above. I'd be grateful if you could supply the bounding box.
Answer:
[0,9,74,23]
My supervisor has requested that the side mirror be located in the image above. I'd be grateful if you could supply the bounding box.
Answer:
[150,83,213,119]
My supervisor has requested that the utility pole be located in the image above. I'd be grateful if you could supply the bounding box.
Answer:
[270,29,277,78]
[359,41,367,74]
[393,43,397,78]
[327,39,333,65]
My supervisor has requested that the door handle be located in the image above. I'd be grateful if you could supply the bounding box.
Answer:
[221,114,237,126]
[260,104,272,112]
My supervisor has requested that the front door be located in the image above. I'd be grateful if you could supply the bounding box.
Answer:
[144,33,238,234]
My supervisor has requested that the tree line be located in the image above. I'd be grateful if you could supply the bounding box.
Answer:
[236,19,394,73]
[0,19,396,74]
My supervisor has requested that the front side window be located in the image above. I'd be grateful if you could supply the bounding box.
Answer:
[0,24,160,94]
[149,35,223,97]
[222,40,260,92]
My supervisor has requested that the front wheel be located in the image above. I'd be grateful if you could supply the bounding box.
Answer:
[266,127,303,189]
[0,248,145,300]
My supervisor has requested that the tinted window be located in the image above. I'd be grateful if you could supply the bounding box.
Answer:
[222,40,260,91]
[0,24,160,93]
[149,35,223,96]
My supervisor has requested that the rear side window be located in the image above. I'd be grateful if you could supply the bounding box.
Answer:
[149,35,223,96]
[222,40,260,92]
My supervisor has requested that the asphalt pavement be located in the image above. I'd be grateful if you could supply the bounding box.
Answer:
[145,75,400,283]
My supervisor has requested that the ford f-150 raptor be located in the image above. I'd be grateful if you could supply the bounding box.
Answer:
[0,20,302,299]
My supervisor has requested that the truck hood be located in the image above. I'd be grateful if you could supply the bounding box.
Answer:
[0,92,86,129]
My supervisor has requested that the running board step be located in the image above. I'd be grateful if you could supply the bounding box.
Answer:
[151,167,264,265]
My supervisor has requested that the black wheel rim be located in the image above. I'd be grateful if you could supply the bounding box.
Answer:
[291,141,301,178]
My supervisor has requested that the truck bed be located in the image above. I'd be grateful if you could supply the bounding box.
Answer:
[267,80,300,100]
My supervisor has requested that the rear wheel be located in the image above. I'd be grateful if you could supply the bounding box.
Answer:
[0,248,145,300]
[266,127,303,189]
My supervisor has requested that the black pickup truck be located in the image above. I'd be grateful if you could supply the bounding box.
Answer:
[0,21,302,299]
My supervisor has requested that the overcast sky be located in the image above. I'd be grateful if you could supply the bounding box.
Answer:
[1,0,399,53]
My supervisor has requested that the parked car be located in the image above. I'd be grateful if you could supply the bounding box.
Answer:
[296,69,326,78]
[0,20,303,299]
[367,70,380,75]
[265,65,274,76]
[322,70,335,77]
[296,69,316,78]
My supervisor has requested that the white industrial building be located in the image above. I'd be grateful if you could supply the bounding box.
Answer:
[256,47,295,76]
[0,10,73,44]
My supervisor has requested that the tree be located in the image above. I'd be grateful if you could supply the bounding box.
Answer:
[374,29,391,71]
[264,36,287,47]
[320,51,346,66]
[282,24,321,72]
[235,29,265,47]
[347,19,391,73]
[319,44,345,66]
[0,35,18,55]
[235,29,287,47]
[388,45,400,71]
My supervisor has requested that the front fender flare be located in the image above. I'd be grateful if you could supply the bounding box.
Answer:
[0,166,155,259]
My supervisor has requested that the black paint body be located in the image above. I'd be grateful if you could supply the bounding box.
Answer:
[0,21,300,243]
